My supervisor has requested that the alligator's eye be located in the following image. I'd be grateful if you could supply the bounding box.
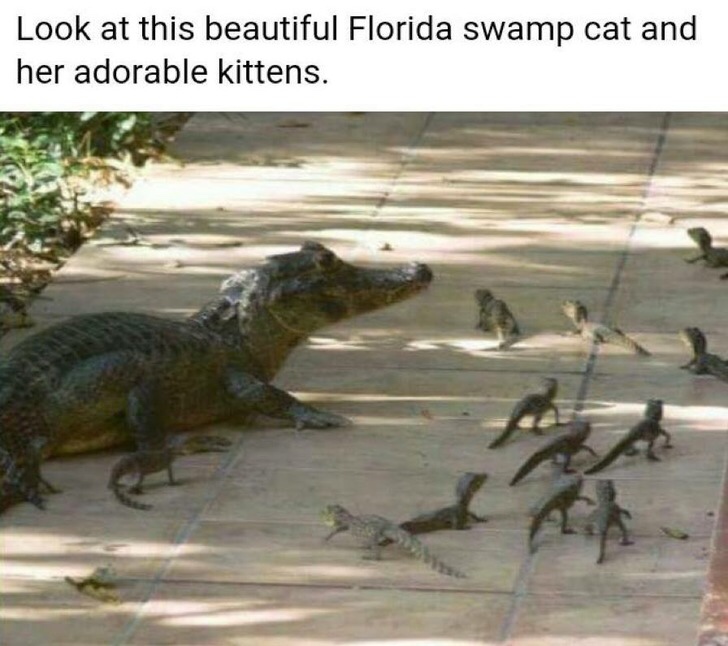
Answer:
[314,250,338,271]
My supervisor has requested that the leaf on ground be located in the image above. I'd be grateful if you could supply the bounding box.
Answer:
[64,565,121,604]
[660,526,689,540]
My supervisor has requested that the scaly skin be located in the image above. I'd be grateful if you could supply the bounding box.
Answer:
[475,289,521,349]
[489,377,560,448]
[528,460,594,554]
[585,399,672,474]
[321,504,466,578]
[685,227,728,273]
[679,327,728,384]
[0,242,433,512]
[397,472,489,536]
[561,300,651,356]
[585,480,633,564]
[510,420,596,486]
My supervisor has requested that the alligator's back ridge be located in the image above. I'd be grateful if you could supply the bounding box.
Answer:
[4,312,232,379]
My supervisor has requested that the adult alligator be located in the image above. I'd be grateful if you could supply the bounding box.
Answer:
[0,242,432,512]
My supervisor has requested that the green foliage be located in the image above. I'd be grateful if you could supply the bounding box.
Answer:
[0,112,161,260]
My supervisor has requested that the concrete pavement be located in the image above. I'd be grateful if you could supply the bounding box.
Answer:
[1,112,727,645]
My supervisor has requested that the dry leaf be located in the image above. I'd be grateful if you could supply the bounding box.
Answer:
[660,526,689,540]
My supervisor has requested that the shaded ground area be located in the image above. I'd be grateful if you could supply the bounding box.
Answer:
[1,113,728,645]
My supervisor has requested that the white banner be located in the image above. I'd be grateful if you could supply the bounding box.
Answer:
[0,0,722,110]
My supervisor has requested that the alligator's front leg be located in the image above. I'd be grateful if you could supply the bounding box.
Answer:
[322,525,347,542]
[0,445,53,510]
[550,404,561,426]
[530,413,545,436]
[225,369,350,430]
[680,357,697,370]
[684,253,706,264]
[29,438,62,494]
[362,534,384,561]
[559,508,576,534]
[617,518,634,546]
[0,458,46,510]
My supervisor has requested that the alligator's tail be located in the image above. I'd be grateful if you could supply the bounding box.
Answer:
[597,530,608,564]
[529,499,557,552]
[384,526,466,578]
[585,435,634,475]
[110,485,151,511]
[604,327,651,356]
[510,445,554,486]
[707,357,728,383]
[489,416,519,449]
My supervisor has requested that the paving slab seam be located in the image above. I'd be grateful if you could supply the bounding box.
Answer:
[285,366,589,376]
[120,577,517,596]
[496,112,672,644]
[368,112,434,218]
[218,463,723,484]
[110,436,245,646]
[521,589,704,601]
[570,123,671,417]
[497,556,538,642]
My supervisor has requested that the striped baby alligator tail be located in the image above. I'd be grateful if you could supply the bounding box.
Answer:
[110,484,152,511]
[605,327,651,356]
[584,434,633,475]
[489,413,519,449]
[529,503,551,550]
[383,525,466,578]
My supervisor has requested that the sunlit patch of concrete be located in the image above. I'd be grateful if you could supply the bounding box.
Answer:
[154,602,328,627]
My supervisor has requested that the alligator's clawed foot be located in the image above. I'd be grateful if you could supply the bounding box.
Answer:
[0,482,46,510]
[179,434,232,454]
[0,462,49,510]
[39,477,62,494]
[26,490,46,510]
